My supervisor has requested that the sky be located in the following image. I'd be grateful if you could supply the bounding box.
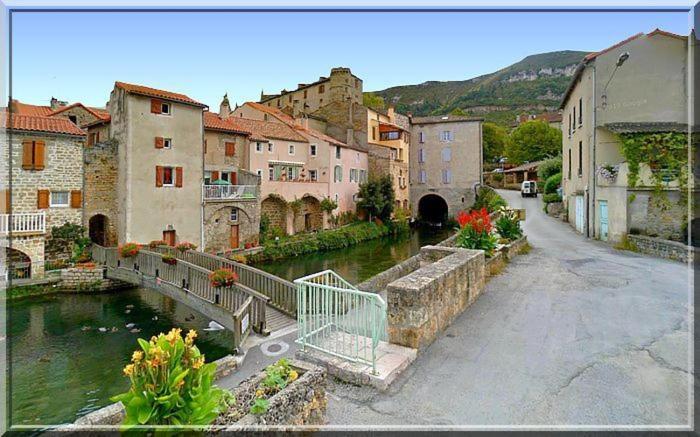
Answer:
[10,8,690,109]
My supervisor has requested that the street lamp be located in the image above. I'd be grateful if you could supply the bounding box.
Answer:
[601,51,630,108]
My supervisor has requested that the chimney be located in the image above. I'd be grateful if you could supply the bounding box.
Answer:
[387,105,395,120]
[50,97,66,110]
[219,93,231,118]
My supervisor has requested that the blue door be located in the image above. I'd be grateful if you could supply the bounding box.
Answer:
[599,201,608,241]
[575,196,585,233]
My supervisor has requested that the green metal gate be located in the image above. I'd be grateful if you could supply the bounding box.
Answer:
[295,270,387,374]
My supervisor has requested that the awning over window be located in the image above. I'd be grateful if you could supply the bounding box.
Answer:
[268,159,304,166]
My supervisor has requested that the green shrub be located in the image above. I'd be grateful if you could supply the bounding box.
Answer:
[542,193,563,204]
[495,208,523,241]
[544,173,562,194]
[537,156,562,181]
[320,197,338,213]
[111,329,233,429]
[472,186,507,213]
[249,358,298,415]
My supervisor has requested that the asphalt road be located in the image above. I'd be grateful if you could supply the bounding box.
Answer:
[325,189,692,428]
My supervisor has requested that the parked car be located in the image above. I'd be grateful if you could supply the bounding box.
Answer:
[521,180,538,197]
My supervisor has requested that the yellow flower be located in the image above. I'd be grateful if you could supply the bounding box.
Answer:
[148,357,161,368]
[185,329,197,345]
[255,389,265,398]
[123,364,135,376]
[288,370,298,382]
[176,379,185,389]
[191,357,204,369]
[131,350,144,362]
[165,328,182,345]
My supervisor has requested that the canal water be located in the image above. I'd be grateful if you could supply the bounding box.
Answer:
[9,226,452,427]
[256,226,452,284]
[8,288,235,426]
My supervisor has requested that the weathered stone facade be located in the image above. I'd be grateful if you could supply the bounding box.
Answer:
[386,245,485,351]
[627,234,694,263]
[261,195,288,233]
[59,266,132,292]
[84,139,119,246]
[203,200,260,253]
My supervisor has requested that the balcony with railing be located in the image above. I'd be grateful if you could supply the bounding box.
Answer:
[0,212,46,235]
[203,185,259,201]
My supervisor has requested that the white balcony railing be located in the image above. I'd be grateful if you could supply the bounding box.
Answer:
[203,185,258,201]
[0,212,46,235]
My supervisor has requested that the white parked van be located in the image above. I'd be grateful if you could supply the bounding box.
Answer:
[521,180,538,197]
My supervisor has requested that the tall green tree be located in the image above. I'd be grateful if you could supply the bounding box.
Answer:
[505,120,562,164]
[482,122,511,163]
[363,93,386,111]
[357,175,395,221]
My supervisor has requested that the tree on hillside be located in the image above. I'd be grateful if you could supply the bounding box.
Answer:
[450,108,467,116]
[505,120,562,164]
[482,122,511,163]
[357,175,395,221]
[363,93,386,111]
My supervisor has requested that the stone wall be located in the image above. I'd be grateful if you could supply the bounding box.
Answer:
[628,234,694,263]
[59,266,133,292]
[44,237,73,266]
[84,140,119,246]
[356,255,421,293]
[386,245,485,351]
[204,200,260,253]
[261,196,288,234]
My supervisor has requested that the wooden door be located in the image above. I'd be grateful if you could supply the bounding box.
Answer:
[163,230,176,246]
[230,225,239,249]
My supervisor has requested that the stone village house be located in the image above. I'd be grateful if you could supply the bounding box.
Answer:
[560,29,688,243]
[1,112,87,279]
[408,115,484,223]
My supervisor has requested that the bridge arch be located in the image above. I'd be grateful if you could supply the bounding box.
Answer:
[261,195,288,234]
[4,246,33,280]
[297,195,323,233]
[88,214,109,246]
[418,194,449,224]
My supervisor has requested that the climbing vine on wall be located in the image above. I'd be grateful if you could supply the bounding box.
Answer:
[618,132,688,195]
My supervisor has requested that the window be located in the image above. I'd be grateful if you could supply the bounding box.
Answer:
[268,143,274,153]
[204,171,212,185]
[390,149,397,160]
[372,127,377,140]
[568,149,572,180]
[359,169,367,183]
[163,167,174,186]
[350,168,358,182]
[161,102,171,115]
[310,144,317,156]
[380,131,400,141]
[419,132,425,143]
[255,142,263,153]
[303,89,308,99]
[50,191,69,207]
[319,84,325,94]
[21,140,45,170]
[419,148,425,163]
[68,115,78,125]
[268,167,274,181]
[288,144,295,155]
[309,169,318,181]
[568,113,572,137]
[256,169,263,177]
[335,146,341,159]
[230,208,238,222]
[442,169,452,184]
[334,193,338,204]
[578,98,583,125]
[420,170,427,183]
[440,131,453,142]
[163,138,172,149]
[572,107,576,132]
[334,165,343,182]
[442,147,452,162]
[578,141,583,177]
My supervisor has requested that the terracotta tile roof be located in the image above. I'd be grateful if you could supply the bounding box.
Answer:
[204,111,252,135]
[2,113,86,136]
[242,102,365,150]
[503,160,545,173]
[115,81,207,107]
[48,102,111,121]
[229,116,307,143]
[10,100,53,116]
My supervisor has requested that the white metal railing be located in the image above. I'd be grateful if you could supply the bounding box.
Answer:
[295,270,387,374]
[0,212,46,234]
[203,185,258,201]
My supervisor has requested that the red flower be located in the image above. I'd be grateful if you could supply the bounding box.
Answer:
[456,208,492,234]
[457,211,470,228]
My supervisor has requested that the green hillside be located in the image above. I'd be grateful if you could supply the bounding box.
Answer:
[370,50,588,126]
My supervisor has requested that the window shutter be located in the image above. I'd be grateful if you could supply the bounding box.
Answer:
[37,189,49,209]
[231,172,238,185]
[204,139,207,154]
[96,131,100,142]
[155,166,164,187]
[87,133,94,147]
[34,141,45,170]
[22,141,34,169]
[155,137,164,149]
[212,171,220,181]
[151,99,162,114]
[70,190,82,208]
[175,167,183,187]
[2,189,9,213]
[225,141,235,157]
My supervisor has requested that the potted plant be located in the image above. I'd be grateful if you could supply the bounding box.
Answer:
[119,242,141,258]
[161,253,177,266]
[210,268,239,288]
[176,242,197,252]
[148,239,167,249]
[455,208,498,257]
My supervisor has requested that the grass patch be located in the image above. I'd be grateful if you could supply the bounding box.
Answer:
[614,235,639,252]
[518,242,532,255]
[4,284,59,301]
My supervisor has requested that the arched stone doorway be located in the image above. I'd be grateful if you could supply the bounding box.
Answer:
[261,195,288,234]
[297,195,322,233]
[418,194,449,224]
[89,214,109,246]
[5,247,32,280]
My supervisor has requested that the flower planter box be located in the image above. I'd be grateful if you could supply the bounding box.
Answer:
[501,235,528,260]
[215,360,326,428]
